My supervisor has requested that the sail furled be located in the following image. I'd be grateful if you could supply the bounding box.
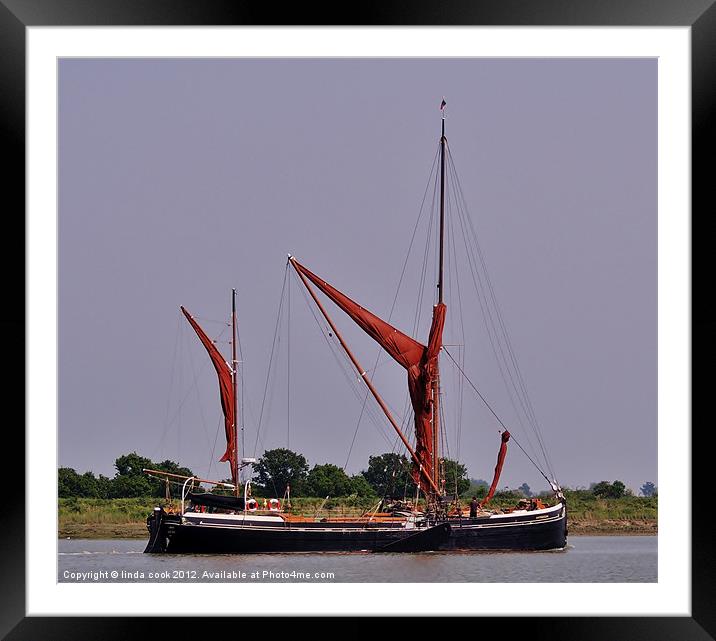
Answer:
[180,307,237,482]
[292,259,445,488]
[411,302,446,488]
[480,430,510,507]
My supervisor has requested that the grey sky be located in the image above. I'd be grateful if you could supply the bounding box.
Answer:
[59,58,656,493]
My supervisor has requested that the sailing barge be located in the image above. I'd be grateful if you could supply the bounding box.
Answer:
[145,104,567,554]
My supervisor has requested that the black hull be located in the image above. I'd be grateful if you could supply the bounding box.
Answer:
[164,522,453,554]
[443,510,567,551]
[146,503,567,554]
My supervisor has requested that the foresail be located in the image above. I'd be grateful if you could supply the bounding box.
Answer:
[180,306,237,483]
[291,259,446,491]
[291,260,426,369]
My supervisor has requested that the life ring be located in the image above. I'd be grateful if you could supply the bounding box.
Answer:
[246,498,258,512]
[268,498,281,512]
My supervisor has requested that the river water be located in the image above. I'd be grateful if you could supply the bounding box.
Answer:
[58,535,656,583]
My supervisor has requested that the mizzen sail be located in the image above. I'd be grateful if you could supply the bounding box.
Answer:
[180,306,237,483]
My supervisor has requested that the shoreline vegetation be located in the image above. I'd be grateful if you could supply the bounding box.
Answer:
[59,452,658,539]
[58,497,657,540]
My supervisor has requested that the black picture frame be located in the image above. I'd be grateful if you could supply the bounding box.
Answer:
[2,0,712,637]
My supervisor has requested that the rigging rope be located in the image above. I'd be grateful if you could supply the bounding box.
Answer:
[446,143,557,482]
[287,263,291,450]
[206,416,222,480]
[443,346,552,486]
[446,150,546,475]
[186,327,213,452]
[343,146,441,472]
[252,264,289,458]
[291,268,399,449]
[155,315,182,459]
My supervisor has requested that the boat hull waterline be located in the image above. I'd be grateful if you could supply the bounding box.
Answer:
[145,502,567,554]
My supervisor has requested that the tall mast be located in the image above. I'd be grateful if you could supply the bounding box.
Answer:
[438,107,446,306]
[231,288,240,496]
[434,102,447,495]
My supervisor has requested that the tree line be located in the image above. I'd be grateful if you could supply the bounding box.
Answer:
[58,448,657,500]
[58,449,471,499]
[58,453,192,499]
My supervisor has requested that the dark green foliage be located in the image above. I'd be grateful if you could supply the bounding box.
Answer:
[58,468,101,498]
[361,453,412,498]
[442,458,471,497]
[114,452,153,477]
[108,474,153,498]
[349,474,377,497]
[59,468,115,498]
[253,448,309,496]
[115,451,194,498]
[95,475,113,499]
[305,464,354,497]
[150,459,194,498]
[591,480,627,499]
[58,452,194,499]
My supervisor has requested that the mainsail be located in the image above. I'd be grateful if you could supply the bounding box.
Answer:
[291,259,445,488]
[180,306,237,484]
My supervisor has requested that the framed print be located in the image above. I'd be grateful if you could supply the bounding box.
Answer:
[3,0,713,637]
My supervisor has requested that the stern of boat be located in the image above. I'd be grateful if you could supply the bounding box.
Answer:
[144,506,182,553]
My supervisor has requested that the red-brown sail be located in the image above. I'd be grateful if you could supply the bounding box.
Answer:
[180,306,237,484]
[291,259,445,488]
[480,430,511,507]
[412,301,445,488]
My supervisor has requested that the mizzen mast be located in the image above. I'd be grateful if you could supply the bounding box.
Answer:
[433,99,447,497]
[231,288,240,496]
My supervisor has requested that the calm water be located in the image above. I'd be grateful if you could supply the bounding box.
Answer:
[58,536,656,583]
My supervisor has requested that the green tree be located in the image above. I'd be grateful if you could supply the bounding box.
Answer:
[361,453,412,498]
[58,468,109,498]
[59,452,195,498]
[442,458,470,497]
[609,480,626,498]
[114,452,153,477]
[95,474,113,499]
[590,481,609,497]
[58,467,94,497]
[109,474,152,498]
[640,481,657,497]
[349,474,377,497]
[113,452,193,498]
[254,448,309,496]
[591,480,627,499]
[150,459,195,498]
[305,464,354,497]
[58,467,79,497]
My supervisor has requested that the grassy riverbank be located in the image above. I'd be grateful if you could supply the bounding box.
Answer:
[58,496,657,539]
